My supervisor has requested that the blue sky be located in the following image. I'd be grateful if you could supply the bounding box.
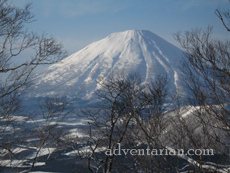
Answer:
[11,0,230,55]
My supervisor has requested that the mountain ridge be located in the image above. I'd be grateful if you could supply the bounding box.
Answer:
[28,30,186,104]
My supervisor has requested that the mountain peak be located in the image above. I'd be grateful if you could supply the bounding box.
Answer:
[28,30,186,105]
[110,29,153,35]
[107,29,158,41]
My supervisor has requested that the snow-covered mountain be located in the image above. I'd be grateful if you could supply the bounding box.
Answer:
[28,30,186,104]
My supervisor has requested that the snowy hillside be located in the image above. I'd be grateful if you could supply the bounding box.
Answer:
[28,30,186,104]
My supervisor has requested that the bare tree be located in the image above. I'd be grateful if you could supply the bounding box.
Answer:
[0,96,72,173]
[121,74,174,173]
[75,72,179,173]
[172,22,230,173]
[78,73,142,173]
[0,1,70,172]
[216,7,230,31]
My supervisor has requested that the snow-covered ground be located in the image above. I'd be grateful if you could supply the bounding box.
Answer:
[1,105,229,172]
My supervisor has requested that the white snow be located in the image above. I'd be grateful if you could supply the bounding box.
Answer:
[28,30,186,103]
[0,148,56,168]
[65,146,107,156]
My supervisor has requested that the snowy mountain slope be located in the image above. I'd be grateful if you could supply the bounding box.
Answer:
[28,30,186,103]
